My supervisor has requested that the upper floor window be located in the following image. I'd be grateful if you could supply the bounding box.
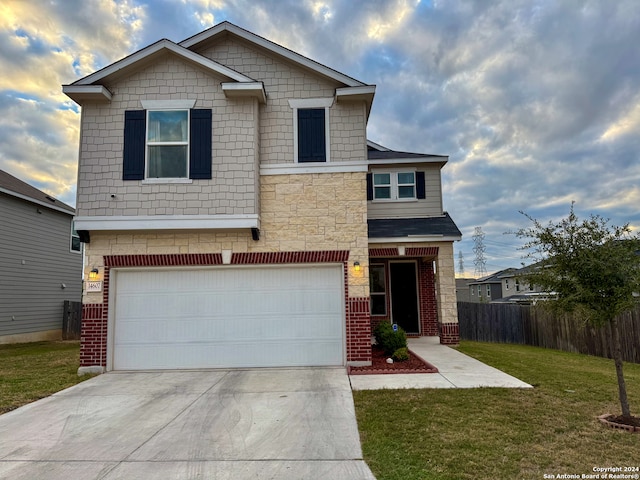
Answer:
[371,171,416,201]
[289,98,332,163]
[123,100,212,182]
[147,110,189,178]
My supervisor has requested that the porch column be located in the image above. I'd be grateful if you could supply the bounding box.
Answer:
[435,242,459,345]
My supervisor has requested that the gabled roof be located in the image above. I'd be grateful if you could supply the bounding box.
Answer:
[368,213,462,242]
[180,21,366,88]
[469,269,515,285]
[63,37,266,104]
[0,170,75,215]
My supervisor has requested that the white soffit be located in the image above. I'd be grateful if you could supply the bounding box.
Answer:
[74,214,260,231]
[61,85,112,103]
[221,82,267,103]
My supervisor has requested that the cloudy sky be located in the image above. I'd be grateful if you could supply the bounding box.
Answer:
[2,0,639,275]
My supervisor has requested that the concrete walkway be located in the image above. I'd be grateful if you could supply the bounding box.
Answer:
[0,369,375,480]
[350,337,533,390]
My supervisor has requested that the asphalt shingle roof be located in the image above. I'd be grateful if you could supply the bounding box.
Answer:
[0,170,75,214]
[368,213,462,239]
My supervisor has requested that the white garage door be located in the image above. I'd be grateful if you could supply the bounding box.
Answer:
[110,265,344,370]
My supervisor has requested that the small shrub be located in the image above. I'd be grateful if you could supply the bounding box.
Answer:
[374,321,407,355]
[392,347,409,362]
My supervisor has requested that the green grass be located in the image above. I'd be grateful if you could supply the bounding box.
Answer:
[354,341,640,480]
[0,341,90,414]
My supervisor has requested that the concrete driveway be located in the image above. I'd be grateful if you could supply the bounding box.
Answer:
[0,368,375,479]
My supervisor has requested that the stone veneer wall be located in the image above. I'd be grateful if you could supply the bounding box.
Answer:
[80,172,372,368]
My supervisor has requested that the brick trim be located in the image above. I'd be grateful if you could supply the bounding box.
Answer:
[439,322,460,345]
[406,247,439,257]
[369,248,399,257]
[79,304,106,367]
[232,250,349,264]
[418,259,439,336]
[346,297,372,364]
[83,250,371,368]
[105,253,223,267]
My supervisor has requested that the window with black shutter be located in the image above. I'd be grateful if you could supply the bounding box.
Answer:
[297,108,326,162]
[122,108,212,180]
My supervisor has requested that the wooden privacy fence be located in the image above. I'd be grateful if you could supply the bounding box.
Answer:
[63,300,82,340]
[457,301,640,364]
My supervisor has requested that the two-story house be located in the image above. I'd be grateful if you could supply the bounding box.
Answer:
[63,22,461,374]
[0,170,82,343]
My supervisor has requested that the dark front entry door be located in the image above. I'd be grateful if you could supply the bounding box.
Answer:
[390,262,420,334]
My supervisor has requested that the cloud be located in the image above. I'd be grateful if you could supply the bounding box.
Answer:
[0,0,639,274]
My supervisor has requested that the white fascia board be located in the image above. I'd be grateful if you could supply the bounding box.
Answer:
[180,22,365,87]
[369,235,462,243]
[368,157,448,166]
[61,85,112,103]
[261,162,368,176]
[222,82,267,103]
[0,187,75,215]
[367,140,391,151]
[74,40,254,86]
[74,214,259,231]
[336,85,376,101]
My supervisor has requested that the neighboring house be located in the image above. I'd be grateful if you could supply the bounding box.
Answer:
[0,170,82,344]
[63,21,462,374]
[494,264,548,304]
[455,277,476,302]
[467,269,515,303]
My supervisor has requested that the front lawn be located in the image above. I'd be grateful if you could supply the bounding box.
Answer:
[354,341,640,480]
[0,341,88,414]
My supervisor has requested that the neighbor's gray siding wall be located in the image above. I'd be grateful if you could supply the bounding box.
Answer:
[0,193,82,337]
[367,167,443,219]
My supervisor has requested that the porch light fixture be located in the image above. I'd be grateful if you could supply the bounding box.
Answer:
[89,268,99,281]
[354,261,361,272]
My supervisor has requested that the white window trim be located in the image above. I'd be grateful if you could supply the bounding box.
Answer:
[372,169,417,202]
[141,99,196,109]
[289,98,333,163]
[145,109,190,180]
[70,224,81,254]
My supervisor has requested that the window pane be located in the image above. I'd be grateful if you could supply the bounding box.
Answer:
[398,172,415,184]
[148,111,188,142]
[370,265,386,293]
[373,173,390,185]
[398,186,415,198]
[71,236,81,252]
[148,145,188,178]
[371,295,386,315]
[374,186,391,199]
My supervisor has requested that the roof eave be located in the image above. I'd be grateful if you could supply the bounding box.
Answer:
[221,82,267,103]
[180,21,366,88]
[368,235,462,243]
[62,85,112,104]
[70,39,254,88]
[336,85,375,120]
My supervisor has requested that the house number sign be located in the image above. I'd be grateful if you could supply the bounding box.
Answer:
[86,281,102,293]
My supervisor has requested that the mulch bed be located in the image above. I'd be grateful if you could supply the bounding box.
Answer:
[348,345,438,375]
[598,414,640,433]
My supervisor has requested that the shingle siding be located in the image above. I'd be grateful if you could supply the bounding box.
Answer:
[0,193,82,338]
[76,54,259,218]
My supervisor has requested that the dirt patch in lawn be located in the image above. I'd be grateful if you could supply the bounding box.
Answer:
[349,345,438,375]
[598,414,640,432]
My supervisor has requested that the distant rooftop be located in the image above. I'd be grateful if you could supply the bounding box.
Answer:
[0,170,75,215]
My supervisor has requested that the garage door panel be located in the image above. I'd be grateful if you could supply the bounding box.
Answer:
[112,265,344,370]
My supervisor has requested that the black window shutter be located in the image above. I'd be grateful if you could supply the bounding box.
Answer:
[189,109,212,179]
[123,110,146,180]
[416,171,426,199]
[298,109,326,162]
[366,173,373,200]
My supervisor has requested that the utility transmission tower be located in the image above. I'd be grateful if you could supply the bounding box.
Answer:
[472,226,487,277]
[457,250,465,276]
